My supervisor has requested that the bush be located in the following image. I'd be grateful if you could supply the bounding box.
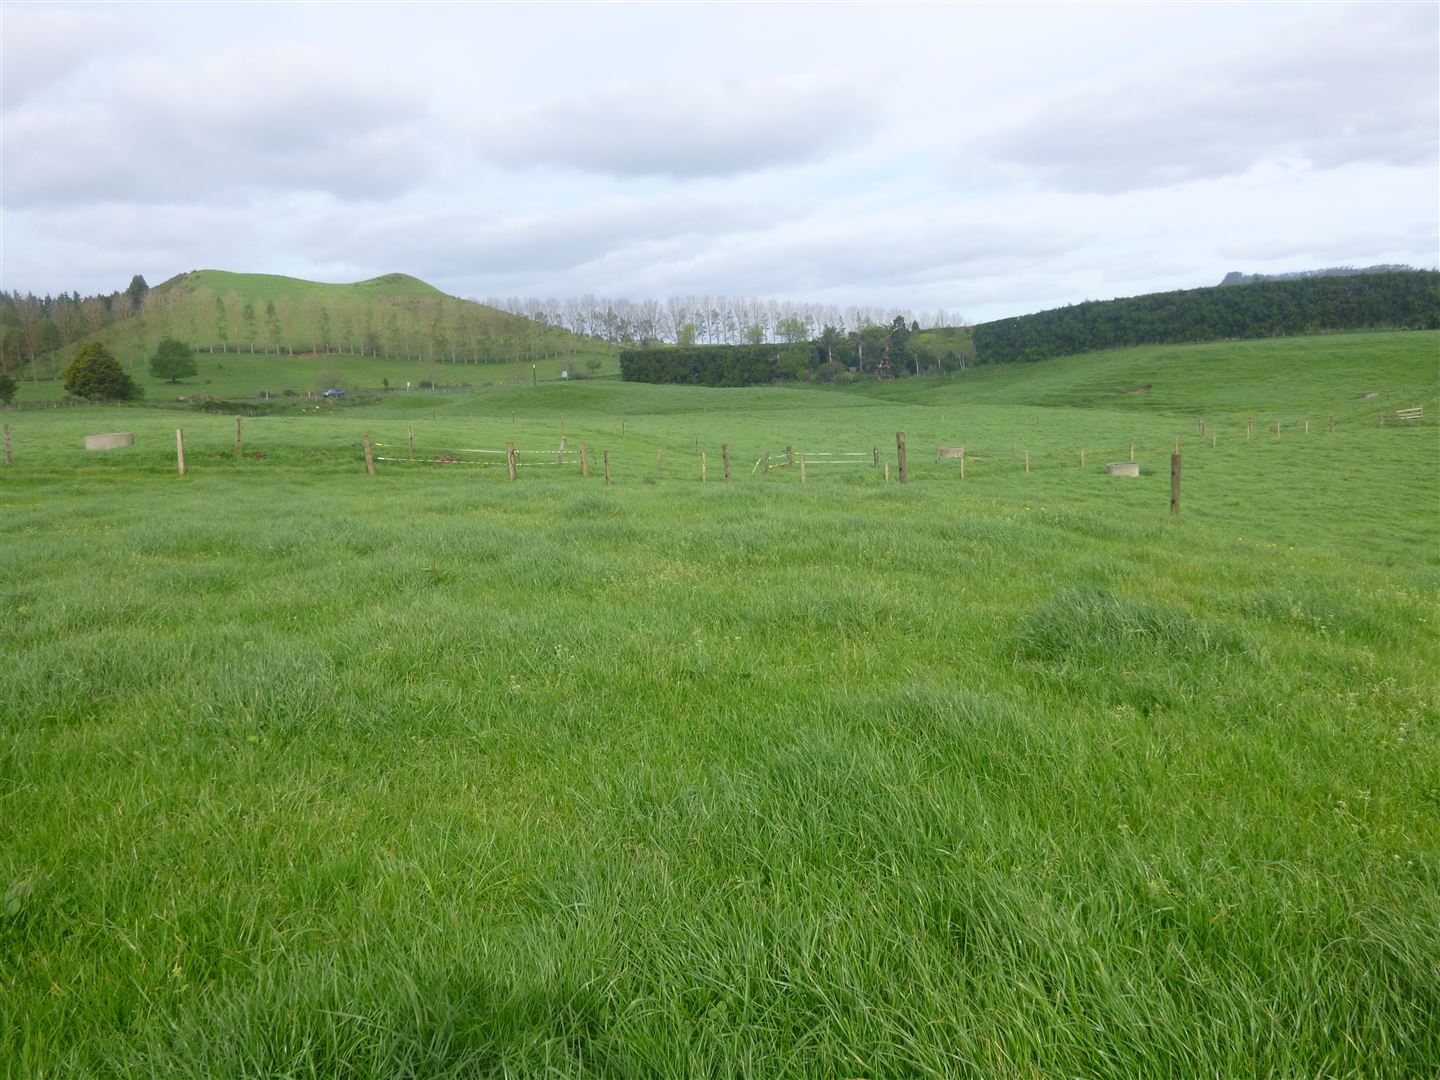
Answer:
[63,342,141,401]
[619,344,813,387]
[149,337,197,383]
[0,371,17,405]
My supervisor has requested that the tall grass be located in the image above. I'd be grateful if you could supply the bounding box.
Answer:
[3,332,1437,1077]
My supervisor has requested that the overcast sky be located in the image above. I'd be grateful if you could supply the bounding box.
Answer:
[3,1,1436,323]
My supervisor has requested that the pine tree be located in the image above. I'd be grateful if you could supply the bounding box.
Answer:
[63,341,140,400]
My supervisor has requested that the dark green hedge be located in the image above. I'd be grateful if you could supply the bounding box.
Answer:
[619,345,814,387]
[971,271,1440,365]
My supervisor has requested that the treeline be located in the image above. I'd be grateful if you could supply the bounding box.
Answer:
[0,275,152,376]
[621,318,973,387]
[1218,264,1417,286]
[973,271,1440,365]
[487,295,964,346]
[620,345,814,387]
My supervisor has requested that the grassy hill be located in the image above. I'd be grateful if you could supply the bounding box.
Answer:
[3,331,1437,1076]
[19,270,613,394]
[165,269,452,304]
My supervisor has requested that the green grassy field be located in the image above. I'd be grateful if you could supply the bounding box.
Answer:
[12,349,620,406]
[3,331,1437,1077]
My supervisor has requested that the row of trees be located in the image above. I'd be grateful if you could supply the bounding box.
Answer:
[125,287,597,365]
[0,275,151,377]
[620,317,971,387]
[486,295,966,347]
[972,271,1440,365]
[4,276,972,381]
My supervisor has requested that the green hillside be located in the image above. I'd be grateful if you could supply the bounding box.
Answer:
[162,269,451,304]
[21,271,611,390]
[851,331,1439,419]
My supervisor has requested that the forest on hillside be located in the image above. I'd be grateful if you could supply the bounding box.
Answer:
[971,271,1440,365]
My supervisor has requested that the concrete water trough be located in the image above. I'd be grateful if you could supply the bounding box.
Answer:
[1106,461,1140,477]
[84,432,135,451]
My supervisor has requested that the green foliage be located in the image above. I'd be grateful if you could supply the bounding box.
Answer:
[125,274,149,309]
[148,337,197,382]
[620,344,814,386]
[0,371,16,405]
[62,340,140,401]
[973,270,1440,365]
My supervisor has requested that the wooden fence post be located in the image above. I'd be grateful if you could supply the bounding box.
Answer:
[873,447,880,468]
[557,437,567,466]
[785,445,793,467]
[1247,418,1253,441]
[408,424,414,462]
[1211,433,1217,448]
[3,424,10,465]
[1024,450,1030,473]
[799,453,806,483]
[603,450,611,486]
[1304,420,1310,434]
[580,441,589,476]
[363,435,376,476]
[959,447,966,479]
[701,451,707,482]
[884,462,890,482]
[764,451,771,474]
[723,443,731,485]
[1173,434,1180,453]
[176,428,186,476]
[1198,420,1206,436]
[1080,447,1086,468]
[1129,438,1135,461]
[235,416,243,458]
[1170,453,1181,517]
[896,431,908,484]
[506,441,517,481]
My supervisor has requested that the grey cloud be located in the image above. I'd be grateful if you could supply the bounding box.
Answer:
[477,76,878,178]
[968,5,1438,193]
[569,214,1087,300]
[320,195,794,279]
[4,44,432,207]
[1,7,141,109]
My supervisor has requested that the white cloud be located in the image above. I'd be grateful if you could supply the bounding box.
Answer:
[476,75,880,178]
[967,4,1439,193]
[0,5,142,108]
[3,43,432,207]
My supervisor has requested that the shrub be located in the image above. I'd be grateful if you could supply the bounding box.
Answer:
[63,342,141,401]
[149,337,197,383]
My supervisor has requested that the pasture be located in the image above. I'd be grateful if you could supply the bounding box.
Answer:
[3,331,1437,1077]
